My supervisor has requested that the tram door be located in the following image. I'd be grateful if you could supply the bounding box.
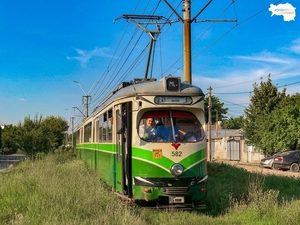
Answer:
[115,102,133,198]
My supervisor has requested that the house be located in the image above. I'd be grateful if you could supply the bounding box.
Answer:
[206,125,264,163]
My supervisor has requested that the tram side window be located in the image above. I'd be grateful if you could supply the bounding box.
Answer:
[103,113,107,141]
[80,128,83,143]
[84,122,92,143]
[99,111,112,143]
[107,109,113,142]
[99,115,103,142]
[76,130,80,144]
[138,110,204,143]
[95,119,99,142]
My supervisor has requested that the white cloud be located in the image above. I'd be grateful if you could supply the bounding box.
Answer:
[192,39,300,118]
[233,51,290,64]
[67,47,111,67]
[289,38,300,54]
[18,98,26,101]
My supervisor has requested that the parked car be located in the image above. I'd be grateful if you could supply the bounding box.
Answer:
[260,156,274,169]
[273,150,300,172]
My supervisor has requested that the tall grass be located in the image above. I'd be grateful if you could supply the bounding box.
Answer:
[1,152,300,224]
[0,151,146,225]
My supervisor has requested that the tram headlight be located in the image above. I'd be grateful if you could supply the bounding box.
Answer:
[170,164,184,177]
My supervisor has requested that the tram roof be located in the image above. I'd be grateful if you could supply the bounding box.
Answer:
[91,76,204,116]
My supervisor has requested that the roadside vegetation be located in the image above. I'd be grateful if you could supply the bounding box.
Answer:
[0,114,69,157]
[1,151,300,225]
[204,74,300,156]
[1,73,300,224]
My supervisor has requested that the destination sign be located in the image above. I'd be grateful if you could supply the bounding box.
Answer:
[154,96,192,104]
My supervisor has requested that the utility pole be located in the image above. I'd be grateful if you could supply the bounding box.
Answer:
[74,80,100,117]
[83,95,90,117]
[65,109,75,146]
[216,109,218,138]
[208,86,212,161]
[164,0,193,84]
[73,107,86,118]
[114,15,170,80]
[70,116,74,146]
[164,0,237,84]
[183,0,192,84]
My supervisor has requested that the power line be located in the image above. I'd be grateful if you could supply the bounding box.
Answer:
[214,80,300,95]
[72,0,287,119]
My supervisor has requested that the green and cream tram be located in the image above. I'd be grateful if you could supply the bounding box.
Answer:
[75,76,207,209]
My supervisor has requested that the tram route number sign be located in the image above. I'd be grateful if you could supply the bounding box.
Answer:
[166,77,180,91]
[152,149,162,159]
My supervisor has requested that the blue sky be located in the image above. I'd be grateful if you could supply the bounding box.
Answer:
[0,0,299,129]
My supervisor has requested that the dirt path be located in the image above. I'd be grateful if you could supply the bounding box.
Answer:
[225,161,300,178]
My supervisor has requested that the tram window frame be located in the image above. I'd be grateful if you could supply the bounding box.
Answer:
[95,119,99,142]
[84,122,92,143]
[99,114,103,142]
[80,128,83,143]
[138,110,204,143]
[107,108,113,142]
[103,113,107,142]
[76,130,80,144]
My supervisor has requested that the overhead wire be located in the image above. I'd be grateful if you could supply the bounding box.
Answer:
[89,0,179,110]
[89,0,159,109]
[75,0,289,119]
[214,80,300,95]
[88,1,148,109]
[158,0,285,82]
[89,1,144,104]
[85,0,188,110]
[157,0,237,78]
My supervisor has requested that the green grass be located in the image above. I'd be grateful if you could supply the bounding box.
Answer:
[1,151,300,224]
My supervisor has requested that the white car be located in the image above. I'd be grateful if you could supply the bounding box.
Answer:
[260,156,274,169]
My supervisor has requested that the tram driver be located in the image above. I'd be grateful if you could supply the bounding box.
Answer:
[139,118,155,141]
[156,117,180,142]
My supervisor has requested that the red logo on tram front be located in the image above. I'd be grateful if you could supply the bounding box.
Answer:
[172,142,181,150]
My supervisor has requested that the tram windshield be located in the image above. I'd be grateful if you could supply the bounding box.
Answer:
[138,110,204,143]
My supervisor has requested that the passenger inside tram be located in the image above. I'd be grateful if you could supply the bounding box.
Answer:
[156,117,179,142]
[138,110,204,143]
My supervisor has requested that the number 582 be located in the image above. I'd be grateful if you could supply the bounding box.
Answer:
[172,151,182,157]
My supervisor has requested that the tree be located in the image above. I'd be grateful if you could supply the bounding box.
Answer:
[40,116,68,152]
[15,114,44,157]
[1,125,18,153]
[204,96,228,124]
[260,93,300,152]
[221,116,245,129]
[15,114,68,158]
[242,74,286,155]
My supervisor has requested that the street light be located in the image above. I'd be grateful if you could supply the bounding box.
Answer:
[73,80,100,117]
[65,109,74,147]
[73,80,87,95]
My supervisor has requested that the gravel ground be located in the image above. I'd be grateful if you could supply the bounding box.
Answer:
[220,160,300,178]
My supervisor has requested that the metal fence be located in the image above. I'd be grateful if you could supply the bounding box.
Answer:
[0,154,26,169]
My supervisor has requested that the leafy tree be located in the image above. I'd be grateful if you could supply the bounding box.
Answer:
[204,96,228,124]
[1,125,19,153]
[260,94,300,152]
[15,114,43,158]
[40,116,68,152]
[15,114,68,158]
[242,74,286,155]
[221,116,245,129]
